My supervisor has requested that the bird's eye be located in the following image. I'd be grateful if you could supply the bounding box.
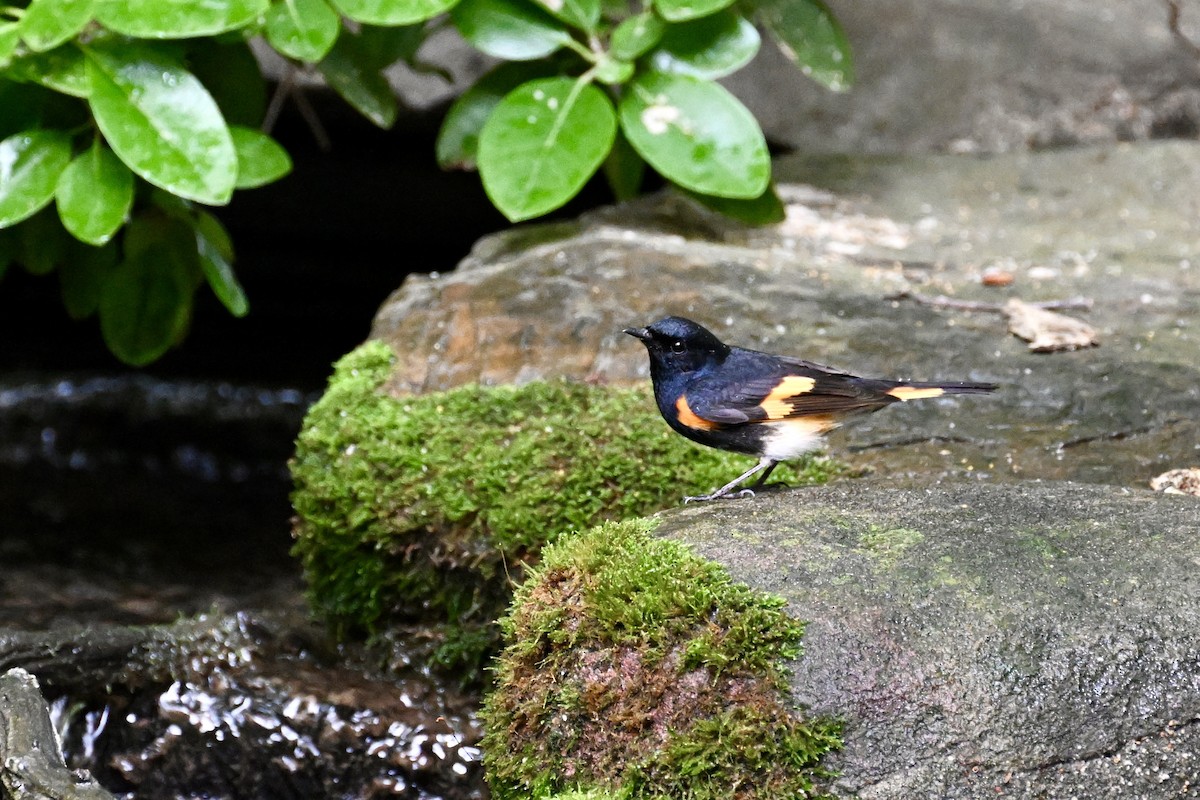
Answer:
[670,340,686,354]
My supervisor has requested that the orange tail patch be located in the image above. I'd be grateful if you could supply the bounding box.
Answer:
[886,386,947,401]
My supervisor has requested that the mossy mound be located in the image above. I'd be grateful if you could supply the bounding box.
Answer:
[289,342,839,671]
[482,518,842,799]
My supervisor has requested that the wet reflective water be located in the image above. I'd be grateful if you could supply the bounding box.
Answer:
[0,373,486,799]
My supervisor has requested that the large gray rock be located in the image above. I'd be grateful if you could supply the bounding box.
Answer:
[733,0,1200,153]
[658,480,1200,798]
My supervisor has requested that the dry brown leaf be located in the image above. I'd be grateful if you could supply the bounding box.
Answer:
[1004,298,1098,352]
[1150,468,1200,496]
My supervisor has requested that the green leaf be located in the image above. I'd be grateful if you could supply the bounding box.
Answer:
[0,24,20,68]
[593,53,633,85]
[0,129,72,227]
[478,76,616,221]
[194,210,247,316]
[451,0,572,61]
[650,10,759,80]
[680,182,784,224]
[610,12,663,61]
[531,0,599,33]
[436,60,556,170]
[188,40,268,127]
[266,0,340,62]
[55,140,133,245]
[10,45,91,98]
[317,33,398,128]
[229,126,292,188]
[94,0,270,38]
[100,217,195,365]
[750,0,852,91]
[330,0,460,25]
[618,70,768,199]
[84,41,237,205]
[18,0,96,52]
[59,237,117,319]
[655,0,734,23]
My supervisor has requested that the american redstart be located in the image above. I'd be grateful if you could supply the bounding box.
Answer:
[625,316,996,501]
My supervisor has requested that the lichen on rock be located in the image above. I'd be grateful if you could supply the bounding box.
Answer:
[289,341,840,675]
[481,518,842,799]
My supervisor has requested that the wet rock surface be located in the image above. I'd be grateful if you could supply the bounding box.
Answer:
[658,480,1200,799]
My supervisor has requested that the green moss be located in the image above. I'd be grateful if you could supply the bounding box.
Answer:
[290,341,842,674]
[482,518,842,800]
[856,525,925,568]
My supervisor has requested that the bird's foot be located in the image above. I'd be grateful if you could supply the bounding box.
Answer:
[684,488,756,503]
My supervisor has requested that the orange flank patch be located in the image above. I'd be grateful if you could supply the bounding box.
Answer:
[759,375,817,419]
[886,385,946,401]
[676,395,719,431]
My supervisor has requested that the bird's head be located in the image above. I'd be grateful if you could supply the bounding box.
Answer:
[624,316,730,376]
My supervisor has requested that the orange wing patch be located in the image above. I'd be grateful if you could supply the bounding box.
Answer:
[886,386,946,401]
[759,375,817,419]
[676,395,719,431]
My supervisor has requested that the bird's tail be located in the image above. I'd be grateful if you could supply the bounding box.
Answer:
[882,380,997,401]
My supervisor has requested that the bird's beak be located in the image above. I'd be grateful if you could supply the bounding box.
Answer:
[624,326,651,341]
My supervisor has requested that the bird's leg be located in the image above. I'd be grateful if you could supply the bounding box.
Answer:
[685,458,777,502]
[750,460,779,489]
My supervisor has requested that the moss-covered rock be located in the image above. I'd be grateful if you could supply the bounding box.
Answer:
[289,342,839,672]
[481,518,842,799]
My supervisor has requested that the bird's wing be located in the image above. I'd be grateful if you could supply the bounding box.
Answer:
[686,356,894,425]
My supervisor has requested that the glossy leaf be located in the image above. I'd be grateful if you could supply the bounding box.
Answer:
[11,45,91,98]
[751,0,852,91]
[436,60,555,170]
[531,0,599,33]
[0,129,72,227]
[266,0,340,62]
[193,210,247,316]
[59,237,117,319]
[610,12,663,61]
[650,11,759,80]
[618,71,768,199]
[100,218,195,365]
[655,0,733,23]
[0,24,19,68]
[230,126,292,189]
[593,54,633,85]
[317,34,398,128]
[55,140,133,245]
[18,0,96,52]
[451,0,571,61]
[94,0,269,38]
[189,41,268,127]
[84,42,237,205]
[330,0,459,25]
[479,77,616,221]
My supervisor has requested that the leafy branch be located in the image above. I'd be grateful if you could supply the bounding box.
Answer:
[0,0,853,364]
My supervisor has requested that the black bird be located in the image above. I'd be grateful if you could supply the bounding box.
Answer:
[625,316,996,501]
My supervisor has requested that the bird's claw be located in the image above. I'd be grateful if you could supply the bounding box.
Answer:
[683,488,756,503]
